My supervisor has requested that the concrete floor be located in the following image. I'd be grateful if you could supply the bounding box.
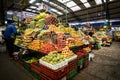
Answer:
[0,42,120,80]
[72,42,120,80]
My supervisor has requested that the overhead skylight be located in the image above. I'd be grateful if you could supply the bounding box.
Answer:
[95,0,102,5]
[66,1,77,8]
[51,8,58,12]
[35,3,41,6]
[29,0,36,4]
[51,8,63,15]
[43,0,49,2]
[109,0,113,1]
[57,12,63,15]
[32,10,36,12]
[84,2,91,8]
[57,0,70,3]
[70,6,81,11]
[80,0,91,8]
[104,0,106,2]
[80,0,87,3]
[30,6,36,9]
[49,2,69,13]
[26,9,32,11]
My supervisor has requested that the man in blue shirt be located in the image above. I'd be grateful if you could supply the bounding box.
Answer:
[3,20,18,58]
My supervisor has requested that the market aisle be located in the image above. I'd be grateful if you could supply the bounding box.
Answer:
[0,44,37,80]
[72,42,120,80]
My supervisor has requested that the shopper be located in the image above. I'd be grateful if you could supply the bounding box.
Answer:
[3,20,19,59]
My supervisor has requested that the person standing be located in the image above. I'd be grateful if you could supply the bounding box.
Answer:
[3,20,18,59]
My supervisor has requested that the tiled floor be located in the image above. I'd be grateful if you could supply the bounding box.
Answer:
[0,42,120,80]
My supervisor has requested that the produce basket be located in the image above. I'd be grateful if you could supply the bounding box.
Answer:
[40,64,68,80]
[39,59,68,70]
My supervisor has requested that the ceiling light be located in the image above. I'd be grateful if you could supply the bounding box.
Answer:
[29,0,36,4]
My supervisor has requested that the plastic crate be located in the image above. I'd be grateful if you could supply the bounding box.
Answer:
[68,69,78,79]
[77,54,84,61]
[84,53,89,59]
[78,59,84,66]
[23,61,31,72]
[40,73,67,80]
[30,63,41,74]
[40,64,68,80]
[83,58,89,68]
[68,58,77,72]
[31,70,40,80]
[77,59,84,72]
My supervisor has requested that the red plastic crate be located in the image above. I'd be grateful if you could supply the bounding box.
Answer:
[30,63,41,74]
[40,73,67,80]
[68,58,77,72]
[40,64,68,80]
[83,58,89,68]
[77,52,84,60]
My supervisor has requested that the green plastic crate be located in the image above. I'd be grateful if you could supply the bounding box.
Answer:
[84,54,89,59]
[23,61,31,72]
[31,70,40,80]
[78,59,84,66]
[68,69,78,79]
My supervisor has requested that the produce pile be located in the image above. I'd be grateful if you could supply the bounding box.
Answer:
[40,47,76,65]
[115,31,120,37]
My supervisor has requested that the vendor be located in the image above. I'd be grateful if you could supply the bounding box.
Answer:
[3,20,19,59]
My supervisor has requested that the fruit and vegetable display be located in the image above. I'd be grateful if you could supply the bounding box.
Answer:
[61,46,75,58]
[24,28,34,36]
[20,37,33,47]
[45,14,57,25]
[115,31,120,37]
[39,42,57,53]
[40,51,65,65]
[28,40,44,51]
[83,47,91,53]
[14,37,22,45]
[25,57,38,63]
[34,12,48,20]
[93,31,112,45]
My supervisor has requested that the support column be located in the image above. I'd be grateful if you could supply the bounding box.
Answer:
[0,0,5,25]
